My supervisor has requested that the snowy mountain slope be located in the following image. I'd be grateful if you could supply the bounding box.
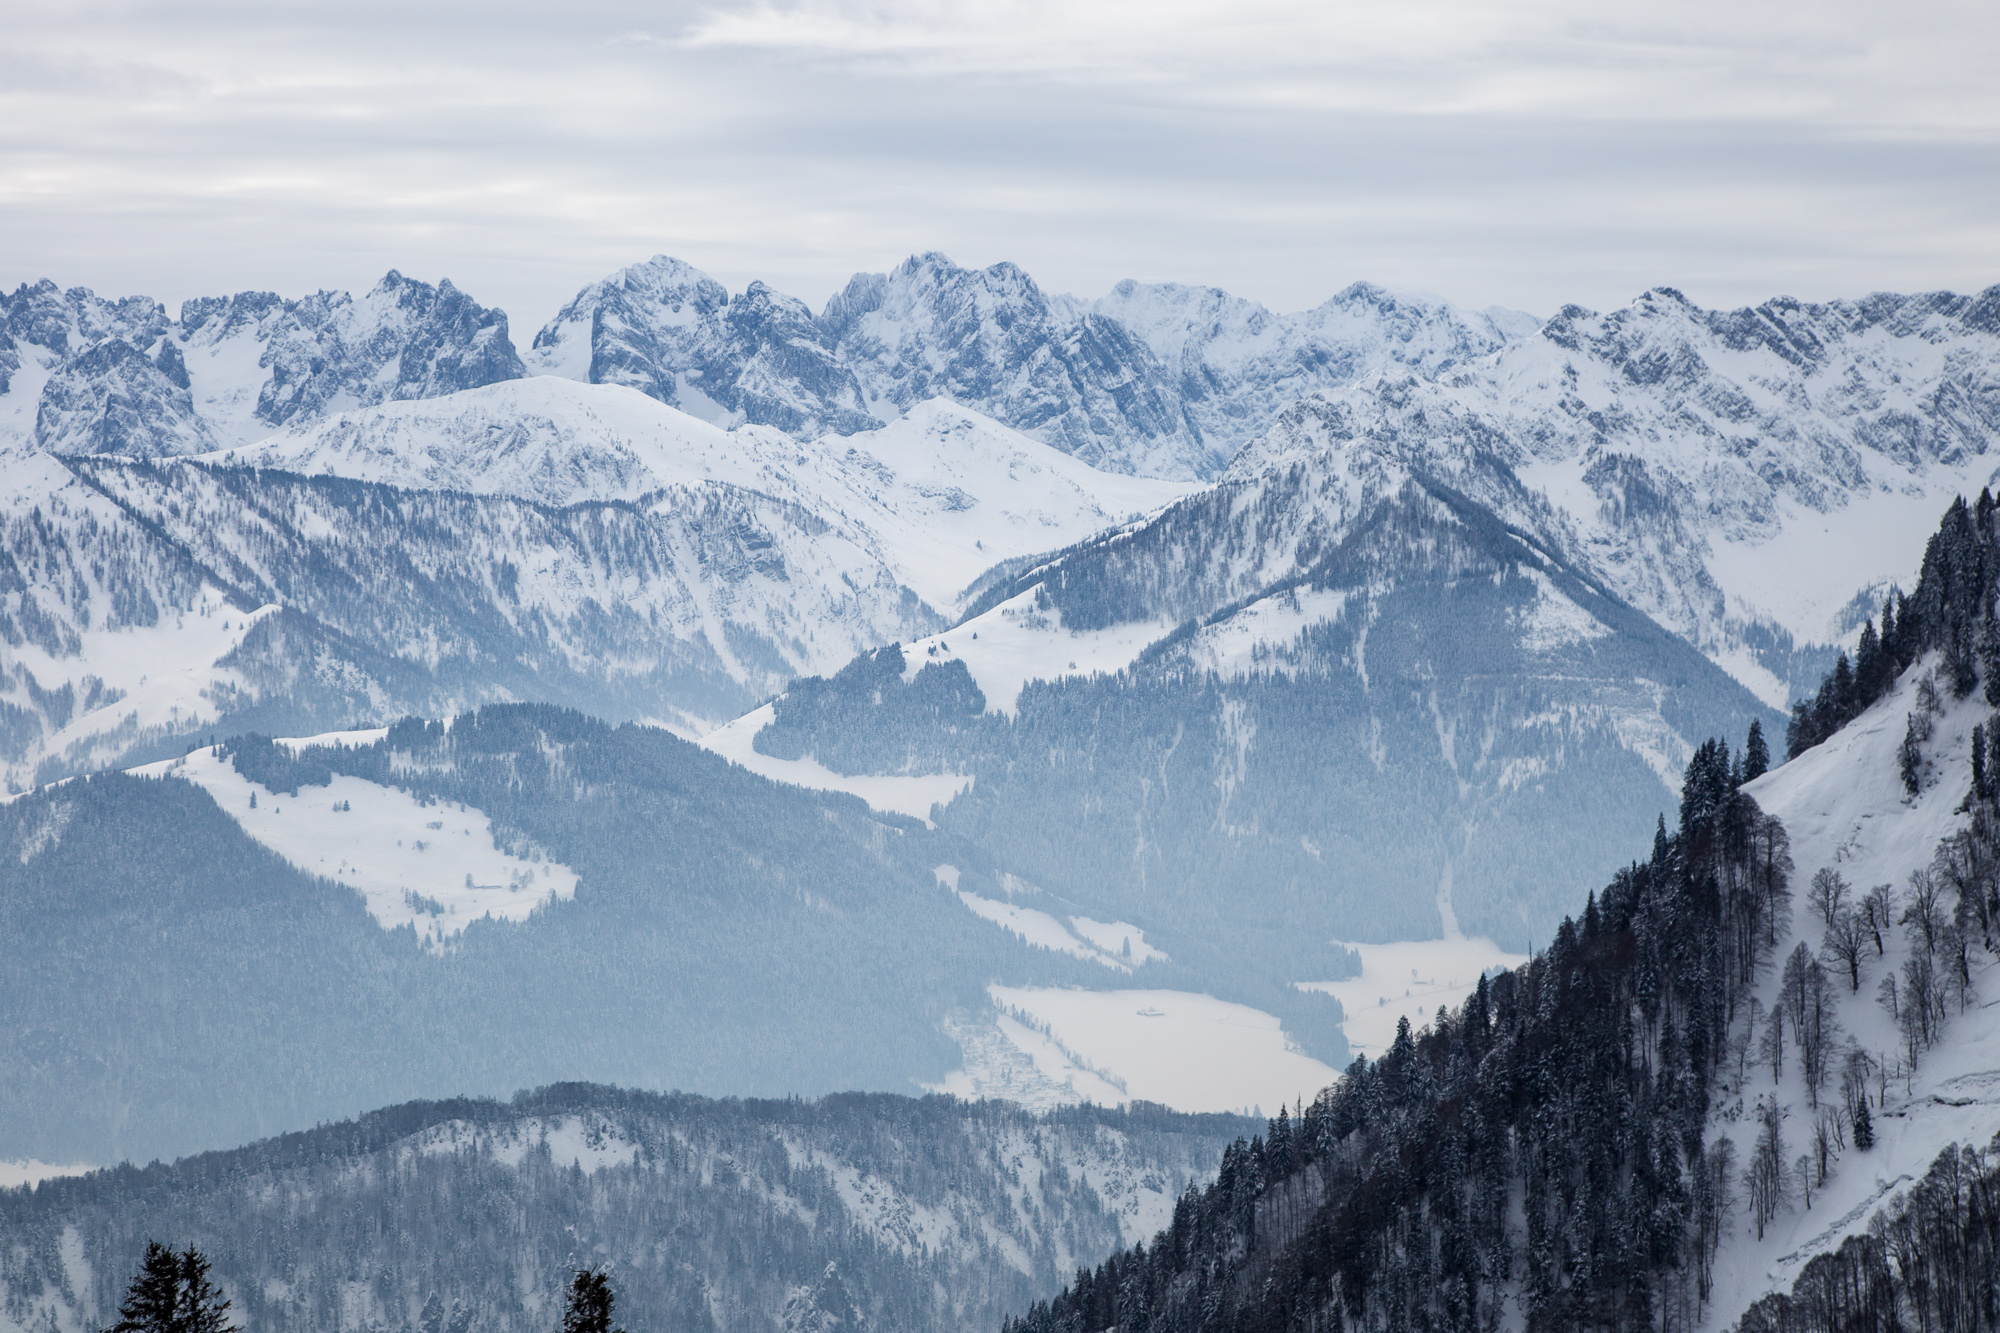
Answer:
[745,396,1778,951]
[1091,278,1535,461]
[1699,660,2000,1327]
[0,453,930,791]
[0,1088,1250,1333]
[230,380,1198,611]
[11,704,1234,1164]
[0,381,1190,789]
[0,272,524,458]
[1295,285,2000,705]
[128,733,579,949]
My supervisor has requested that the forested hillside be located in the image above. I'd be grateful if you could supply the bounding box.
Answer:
[0,704,1347,1165]
[0,1086,1253,1333]
[1006,731,1786,1333]
[998,491,2000,1333]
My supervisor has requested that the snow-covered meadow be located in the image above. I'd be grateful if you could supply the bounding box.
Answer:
[131,733,578,946]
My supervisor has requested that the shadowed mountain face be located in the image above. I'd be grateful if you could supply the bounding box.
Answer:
[0,707,1134,1163]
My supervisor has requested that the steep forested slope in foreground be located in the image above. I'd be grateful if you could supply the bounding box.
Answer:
[0,1086,1252,1333]
[1006,498,2000,1333]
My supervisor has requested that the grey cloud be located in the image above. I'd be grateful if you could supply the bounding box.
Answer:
[1,0,1995,330]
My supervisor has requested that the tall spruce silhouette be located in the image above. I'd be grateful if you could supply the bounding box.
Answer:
[106,1243,234,1333]
[561,1268,624,1333]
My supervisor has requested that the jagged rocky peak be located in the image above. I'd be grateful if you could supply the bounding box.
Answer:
[722,280,880,436]
[821,251,1213,479]
[528,253,731,391]
[528,255,877,436]
[235,269,526,430]
[0,270,526,457]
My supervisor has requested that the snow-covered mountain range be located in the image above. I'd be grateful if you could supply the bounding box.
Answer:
[743,394,1781,952]
[0,272,524,458]
[1294,286,2000,707]
[0,379,1188,791]
[528,252,1536,480]
[3,254,1536,481]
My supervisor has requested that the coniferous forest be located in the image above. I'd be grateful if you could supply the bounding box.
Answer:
[1004,489,2000,1333]
[1005,735,1790,1333]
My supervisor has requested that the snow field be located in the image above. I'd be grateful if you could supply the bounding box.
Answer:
[1178,585,1351,680]
[936,866,1166,972]
[985,985,1341,1115]
[131,738,578,946]
[695,704,971,823]
[828,399,1199,609]
[1067,914,1168,965]
[0,1160,93,1190]
[899,586,1177,717]
[1299,935,1528,1059]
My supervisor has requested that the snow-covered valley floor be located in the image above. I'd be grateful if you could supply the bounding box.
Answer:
[1301,935,1528,1059]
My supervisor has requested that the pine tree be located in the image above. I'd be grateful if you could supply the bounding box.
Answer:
[106,1244,233,1333]
[1856,619,1884,706]
[178,1248,233,1333]
[561,1268,624,1333]
[1743,720,1770,782]
[1831,652,1856,721]
[1852,1099,1874,1151]
[107,1244,181,1333]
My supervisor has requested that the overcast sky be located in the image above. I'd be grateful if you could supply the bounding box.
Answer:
[4,0,1997,330]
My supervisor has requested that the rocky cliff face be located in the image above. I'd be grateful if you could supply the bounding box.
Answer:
[530,252,1542,480]
[0,271,525,457]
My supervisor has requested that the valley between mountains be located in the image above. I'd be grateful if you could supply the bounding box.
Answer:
[4,256,2000,1333]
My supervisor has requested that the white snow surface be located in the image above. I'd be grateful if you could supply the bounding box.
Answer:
[127,737,578,946]
[1691,660,2000,1325]
[955,892,1133,971]
[1300,936,1528,1060]
[0,1161,93,1190]
[939,867,1165,972]
[224,380,1196,614]
[984,985,1341,1115]
[898,585,1177,716]
[694,704,971,823]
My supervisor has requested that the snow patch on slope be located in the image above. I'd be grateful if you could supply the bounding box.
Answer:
[938,866,1165,972]
[695,704,971,823]
[1299,936,1527,1060]
[899,586,1176,716]
[130,739,577,946]
[983,985,1341,1115]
